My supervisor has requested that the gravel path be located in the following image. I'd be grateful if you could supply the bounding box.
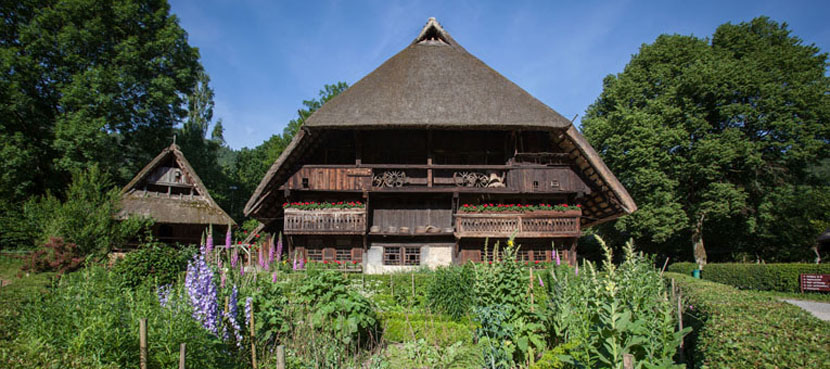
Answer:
[782,299,830,322]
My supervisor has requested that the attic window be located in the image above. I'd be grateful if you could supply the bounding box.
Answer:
[417,25,449,45]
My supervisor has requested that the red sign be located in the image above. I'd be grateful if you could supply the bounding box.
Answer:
[800,274,830,293]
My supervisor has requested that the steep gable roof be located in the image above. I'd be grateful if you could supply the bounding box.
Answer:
[303,18,572,129]
[118,143,235,226]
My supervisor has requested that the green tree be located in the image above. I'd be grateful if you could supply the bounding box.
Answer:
[582,17,830,263]
[231,82,349,210]
[0,0,203,203]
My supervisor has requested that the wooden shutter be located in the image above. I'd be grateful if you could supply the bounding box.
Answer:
[460,249,481,264]
[351,247,363,263]
[323,247,336,261]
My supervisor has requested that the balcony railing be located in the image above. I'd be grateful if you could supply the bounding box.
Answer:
[284,208,367,235]
[455,210,581,238]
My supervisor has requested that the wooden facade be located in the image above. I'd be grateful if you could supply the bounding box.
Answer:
[245,18,636,273]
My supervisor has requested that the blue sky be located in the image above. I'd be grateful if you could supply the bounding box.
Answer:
[168,0,830,150]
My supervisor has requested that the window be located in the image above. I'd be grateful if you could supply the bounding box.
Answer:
[307,249,323,261]
[335,249,351,262]
[383,246,421,266]
[517,249,530,262]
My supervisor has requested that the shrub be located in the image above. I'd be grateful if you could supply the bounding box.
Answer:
[668,272,830,368]
[666,262,697,276]
[21,237,85,274]
[23,166,150,263]
[668,262,830,293]
[426,265,474,319]
[113,242,195,288]
[380,312,475,346]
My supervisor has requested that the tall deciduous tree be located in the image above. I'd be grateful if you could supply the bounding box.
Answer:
[582,17,830,263]
[0,0,203,203]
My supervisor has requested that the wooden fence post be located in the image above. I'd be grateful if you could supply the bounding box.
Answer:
[623,353,634,369]
[250,302,257,369]
[411,273,415,298]
[179,343,186,369]
[139,318,148,369]
[276,345,286,369]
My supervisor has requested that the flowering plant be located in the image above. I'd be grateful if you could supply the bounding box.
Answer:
[283,201,365,210]
[459,203,581,213]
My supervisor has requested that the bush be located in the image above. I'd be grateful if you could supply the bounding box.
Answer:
[666,262,697,276]
[668,262,830,293]
[21,237,84,274]
[112,241,195,288]
[426,265,474,319]
[668,272,830,368]
[380,312,475,346]
[23,166,150,263]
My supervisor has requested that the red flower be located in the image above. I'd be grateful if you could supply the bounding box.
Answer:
[336,260,341,264]
[576,204,582,208]
[535,260,540,264]
[255,234,260,238]
[352,260,358,264]
[243,230,248,234]
[323,260,328,264]
[237,241,242,245]
[488,261,492,265]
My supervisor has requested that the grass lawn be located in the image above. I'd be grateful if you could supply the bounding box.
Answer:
[0,254,55,342]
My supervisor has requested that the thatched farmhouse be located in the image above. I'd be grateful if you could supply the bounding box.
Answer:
[245,18,636,273]
[118,143,235,245]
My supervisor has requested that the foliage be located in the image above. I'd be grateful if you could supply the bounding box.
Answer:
[23,166,150,261]
[283,201,365,210]
[666,262,698,276]
[0,0,203,204]
[669,262,830,293]
[380,312,475,346]
[21,237,85,274]
[581,16,830,262]
[529,340,585,369]
[426,265,475,319]
[296,270,379,348]
[473,238,546,367]
[668,272,830,368]
[112,241,194,288]
[385,339,482,369]
[460,204,581,213]
[544,237,687,368]
[7,266,235,368]
[244,277,290,348]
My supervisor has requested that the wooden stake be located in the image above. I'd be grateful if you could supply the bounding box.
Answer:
[250,304,257,369]
[139,318,148,369]
[276,345,286,369]
[677,293,684,349]
[179,343,186,369]
[411,273,415,298]
[660,257,670,276]
[623,353,634,369]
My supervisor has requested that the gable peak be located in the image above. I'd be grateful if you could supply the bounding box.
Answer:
[413,17,453,46]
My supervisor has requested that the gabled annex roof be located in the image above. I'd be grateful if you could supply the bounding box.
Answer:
[303,17,573,129]
[118,143,236,226]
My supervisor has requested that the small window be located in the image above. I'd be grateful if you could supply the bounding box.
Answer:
[335,249,350,262]
[383,246,421,266]
[307,249,323,261]
[302,178,309,189]
[517,249,530,262]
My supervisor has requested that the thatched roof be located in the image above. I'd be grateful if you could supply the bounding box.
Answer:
[244,18,637,227]
[304,18,572,129]
[118,143,235,226]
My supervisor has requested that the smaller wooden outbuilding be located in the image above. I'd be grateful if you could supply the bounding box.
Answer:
[117,143,235,245]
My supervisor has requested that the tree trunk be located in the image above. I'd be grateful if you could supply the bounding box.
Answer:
[692,214,707,268]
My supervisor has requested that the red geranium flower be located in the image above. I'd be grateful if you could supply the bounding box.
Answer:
[323,260,328,264]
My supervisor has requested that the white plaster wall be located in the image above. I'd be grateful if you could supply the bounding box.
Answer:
[364,244,454,274]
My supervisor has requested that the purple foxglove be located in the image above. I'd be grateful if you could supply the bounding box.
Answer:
[298,258,305,270]
[220,270,226,289]
[185,254,220,335]
[268,237,275,266]
[275,234,283,262]
[555,250,561,266]
[292,256,298,271]
[231,248,238,268]
[272,271,278,283]
[575,264,579,276]
[240,264,245,276]
[225,225,232,249]
[206,229,214,255]
[538,275,544,287]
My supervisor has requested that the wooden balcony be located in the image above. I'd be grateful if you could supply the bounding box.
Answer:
[284,208,367,235]
[455,210,581,238]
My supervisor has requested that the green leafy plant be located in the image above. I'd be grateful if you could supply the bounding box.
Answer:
[113,241,195,288]
[426,265,475,319]
[296,270,379,348]
[669,262,830,293]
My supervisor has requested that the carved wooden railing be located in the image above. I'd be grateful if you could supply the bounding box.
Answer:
[284,208,367,235]
[455,210,581,238]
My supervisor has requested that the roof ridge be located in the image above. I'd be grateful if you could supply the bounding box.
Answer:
[412,17,455,46]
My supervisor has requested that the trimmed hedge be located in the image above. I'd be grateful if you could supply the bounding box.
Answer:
[668,262,830,293]
[667,272,830,368]
[380,312,475,346]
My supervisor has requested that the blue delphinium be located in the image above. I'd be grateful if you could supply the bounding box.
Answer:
[157,284,173,308]
[223,285,243,347]
[185,254,220,335]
